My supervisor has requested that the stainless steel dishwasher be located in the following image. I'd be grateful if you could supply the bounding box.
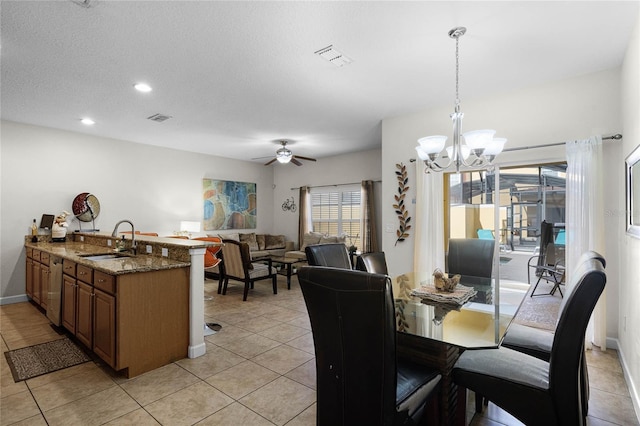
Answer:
[47,255,63,326]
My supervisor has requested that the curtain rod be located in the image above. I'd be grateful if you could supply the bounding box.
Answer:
[290,180,382,191]
[501,133,622,153]
[409,133,622,161]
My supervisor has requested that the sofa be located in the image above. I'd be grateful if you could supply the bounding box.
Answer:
[285,231,348,261]
[217,232,294,258]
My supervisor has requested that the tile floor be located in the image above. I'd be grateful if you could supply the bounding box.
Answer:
[1,275,638,425]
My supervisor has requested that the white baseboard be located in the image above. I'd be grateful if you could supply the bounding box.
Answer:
[0,294,29,305]
[609,337,640,423]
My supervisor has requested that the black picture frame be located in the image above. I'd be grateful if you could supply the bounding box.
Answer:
[626,144,640,238]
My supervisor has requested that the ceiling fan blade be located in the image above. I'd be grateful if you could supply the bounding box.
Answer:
[294,155,317,162]
[264,158,277,166]
[252,155,275,160]
[291,158,303,166]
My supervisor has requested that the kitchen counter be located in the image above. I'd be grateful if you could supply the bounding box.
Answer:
[24,232,215,375]
[24,240,190,275]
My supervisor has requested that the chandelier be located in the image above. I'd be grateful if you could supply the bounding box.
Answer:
[415,27,506,173]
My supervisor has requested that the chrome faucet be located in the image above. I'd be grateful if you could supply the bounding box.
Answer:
[111,220,136,254]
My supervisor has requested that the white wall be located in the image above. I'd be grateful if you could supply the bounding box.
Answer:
[619,11,640,419]
[0,120,274,301]
[382,67,621,270]
[271,149,383,246]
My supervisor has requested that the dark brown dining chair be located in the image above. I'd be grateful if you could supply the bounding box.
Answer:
[305,243,351,269]
[219,239,277,301]
[453,258,606,425]
[447,238,495,278]
[298,266,441,425]
[501,250,606,420]
[355,251,388,275]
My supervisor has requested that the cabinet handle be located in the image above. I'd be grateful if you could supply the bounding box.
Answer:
[79,272,86,275]
[98,279,105,283]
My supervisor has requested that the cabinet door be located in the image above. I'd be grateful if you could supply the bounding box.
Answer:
[26,258,34,298]
[40,264,50,310]
[76,282,93,348]
[32,262,41,304]
[62,275,77,333]
[93,289,116,368]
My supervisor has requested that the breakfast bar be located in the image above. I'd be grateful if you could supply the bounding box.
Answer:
[24,232,214,378]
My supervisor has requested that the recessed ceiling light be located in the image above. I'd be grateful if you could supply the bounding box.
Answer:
[134,83,152,93]
[80,118,95,125]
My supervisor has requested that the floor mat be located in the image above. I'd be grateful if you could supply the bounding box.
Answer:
[4,337,91,382]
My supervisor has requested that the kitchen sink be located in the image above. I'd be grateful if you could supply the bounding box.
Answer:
[80,253,132,261]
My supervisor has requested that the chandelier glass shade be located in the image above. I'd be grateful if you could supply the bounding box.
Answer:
[416,27,506,173]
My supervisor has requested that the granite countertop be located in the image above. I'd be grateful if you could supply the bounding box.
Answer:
[25,241,191,275]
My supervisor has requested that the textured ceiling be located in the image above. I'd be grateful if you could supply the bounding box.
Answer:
[1,1,638,163]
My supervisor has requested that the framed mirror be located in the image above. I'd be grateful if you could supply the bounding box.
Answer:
[626,144,640,238]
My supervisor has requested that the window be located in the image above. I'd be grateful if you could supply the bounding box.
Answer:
[311,187,361,248]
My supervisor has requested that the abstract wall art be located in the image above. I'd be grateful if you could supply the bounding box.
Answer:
[203,179,257,230]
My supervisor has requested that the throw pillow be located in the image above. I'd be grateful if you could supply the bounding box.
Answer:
[221,233,240,242]
[319,235,338,244]
[301,231,324,251]
[239,232,258,250]
[265,234,286,250]
[256,234,266,251]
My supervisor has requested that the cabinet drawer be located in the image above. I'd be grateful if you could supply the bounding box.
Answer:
[26,248,33,259]
[32,250,41,262]
[76,265,93,284]
[63,260,77,277]
[40,252,50,265]
[94,271,115,294]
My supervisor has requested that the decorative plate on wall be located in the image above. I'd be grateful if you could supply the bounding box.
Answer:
[72,192,101,222]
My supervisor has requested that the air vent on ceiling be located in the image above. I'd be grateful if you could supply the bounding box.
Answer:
[147,113,172,123]
[314,45,353,67]
[70,0,94,8]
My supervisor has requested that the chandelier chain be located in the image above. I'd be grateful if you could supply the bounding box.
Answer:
[455,35,460,110]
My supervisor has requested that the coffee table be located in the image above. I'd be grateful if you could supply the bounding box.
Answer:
[268,256,307,289]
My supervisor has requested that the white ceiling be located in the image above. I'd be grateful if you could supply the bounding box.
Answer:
[1,1,638,163]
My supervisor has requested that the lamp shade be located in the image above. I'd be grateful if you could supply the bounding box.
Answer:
[417,135,447,155]
[462,129,496,150]
[446,144,471,160]
[415,146,430,161]
[483,138,507,156]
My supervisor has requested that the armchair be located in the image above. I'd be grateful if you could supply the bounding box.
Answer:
[219,239,277,301]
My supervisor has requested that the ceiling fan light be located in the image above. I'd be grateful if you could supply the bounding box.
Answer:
[276,146,292,163]
[277,155,291,164]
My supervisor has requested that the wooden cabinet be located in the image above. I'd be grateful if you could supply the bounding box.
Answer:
[26,249,49,308]
[93,288,116,366]
[62,274,77,333]
[76,281,93,348]
[40,252,50,310]
[61,261,116,368]
[28,246,189,378]
[25,256,34,298]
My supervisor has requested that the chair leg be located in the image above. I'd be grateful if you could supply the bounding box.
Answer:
[222,278,229,295]
[217,275,224,294]
[243,279,250,301]
[272,275,277,294]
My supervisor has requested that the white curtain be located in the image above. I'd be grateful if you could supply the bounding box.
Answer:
[414,162,445,277]
[565,135,606,349]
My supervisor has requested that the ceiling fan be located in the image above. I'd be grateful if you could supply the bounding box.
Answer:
[263,141,317,166]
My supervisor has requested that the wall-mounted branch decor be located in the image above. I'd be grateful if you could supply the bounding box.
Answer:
[394,162,411,245]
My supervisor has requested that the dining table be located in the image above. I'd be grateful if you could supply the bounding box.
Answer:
[392,271,529,426]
